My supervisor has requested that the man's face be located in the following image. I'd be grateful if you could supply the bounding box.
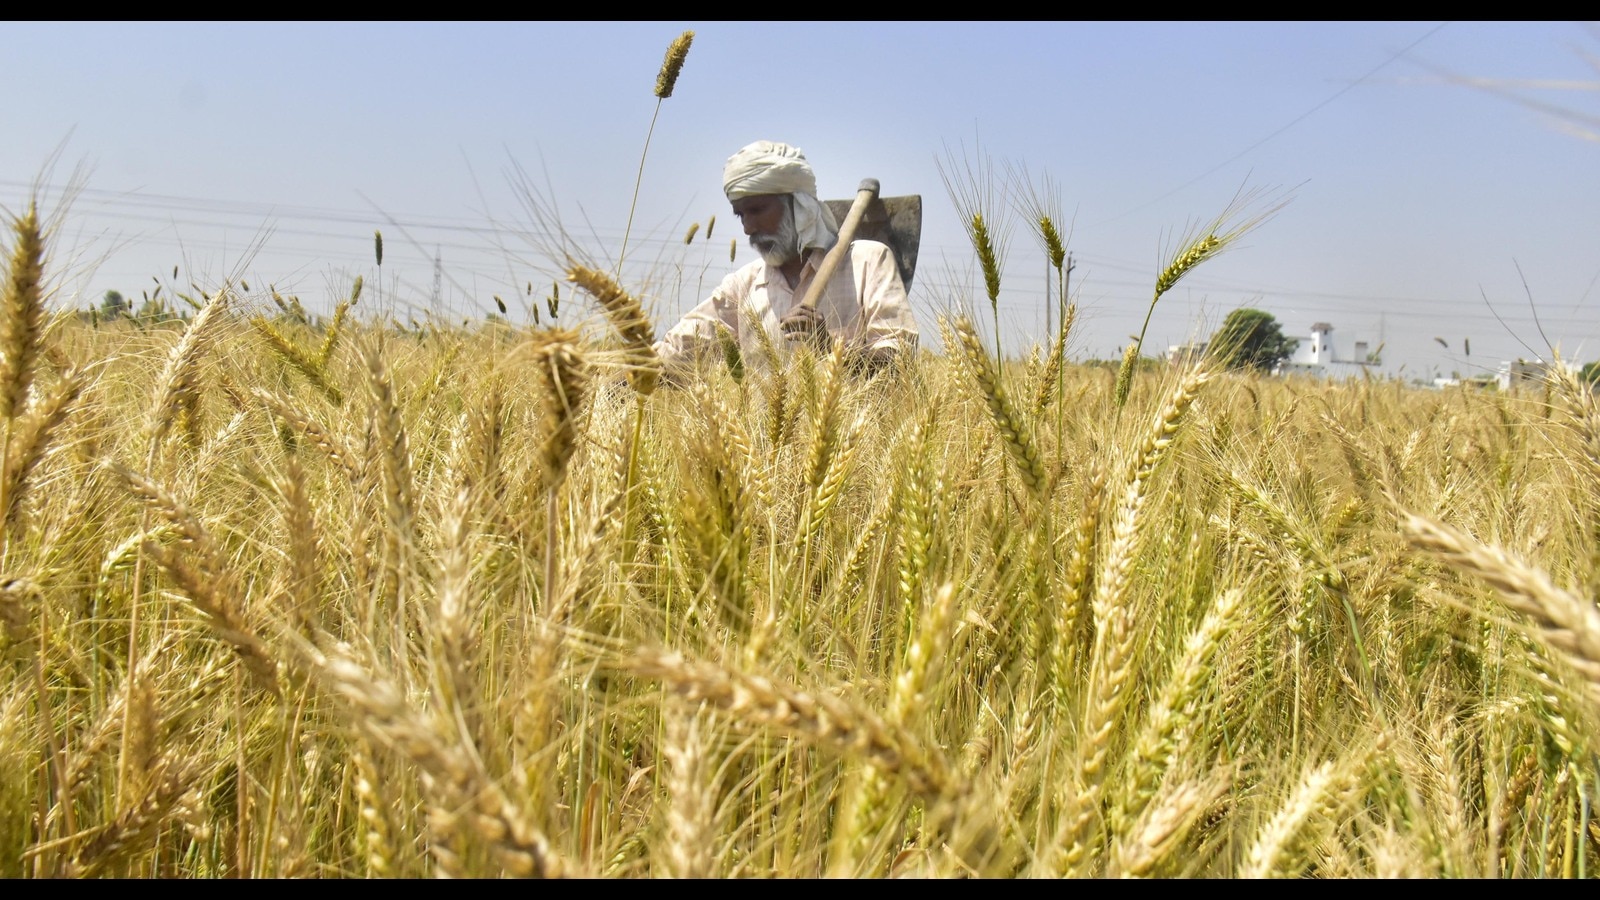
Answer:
[731,194,799,266]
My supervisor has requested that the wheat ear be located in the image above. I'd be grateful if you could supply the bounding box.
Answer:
[626,646,953,802]
[68,759,203,877]
[795,340,848,579]
[896,414,938,642]
[680,382,756,635]
[831,582,960,875]
[251,315,343,405]
[431,483,487,759]
[316,280,359,369]
[250,387,362,486]
[525,327,590,492]
[112,463,280,692]
[1031,302,1074,417]
[275,450,322,633]
[1124,184,1291,393]
[361,335,418,616]
[1116,588,1246,833]
[1404,512,1600,710]
[950,315,1047,498]
[1110,768,1233,878]
[661,710,717,878]
[304,641,570,877]
[0,201,46,422]
[0,575,36,656]
[1045,600,1137,876]
[1045,372,1210,874]
[1112,341,1140,409]
[566,267,660,396]
[1050,457,1107,708]
[1096,368,1211,625]
[145,286,230,450]
[349,744,395,877]
[1240,738,1381,878]
[3,366,82,529]
[938,143,1008,366]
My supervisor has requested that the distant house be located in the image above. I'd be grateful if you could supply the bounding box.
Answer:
[1275,322,1381,379]
[1497,358,1577,391]
[1432,373,1497,390]
[1164,340,1208,365]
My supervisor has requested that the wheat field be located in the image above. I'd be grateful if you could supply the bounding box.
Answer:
[6,29,1599,871]
[3,180,1600,879]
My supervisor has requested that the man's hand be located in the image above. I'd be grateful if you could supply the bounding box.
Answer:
[849,345,900,378]
[780,305,832,351]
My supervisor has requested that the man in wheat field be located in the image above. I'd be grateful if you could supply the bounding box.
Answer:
[654,140,919,377]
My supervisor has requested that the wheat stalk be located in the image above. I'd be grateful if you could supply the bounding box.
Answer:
[1120,184,1290,406]
[616,29,694,274]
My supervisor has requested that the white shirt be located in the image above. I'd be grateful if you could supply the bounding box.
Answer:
[654,239,919,369]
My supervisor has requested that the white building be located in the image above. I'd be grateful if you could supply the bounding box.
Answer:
[1496,358,1578,391]
[1164,341,1208,365]
[1275,322,1381,380]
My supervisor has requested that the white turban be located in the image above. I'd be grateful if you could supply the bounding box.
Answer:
[722,140,838,252]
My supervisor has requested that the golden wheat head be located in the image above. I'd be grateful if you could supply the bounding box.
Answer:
[1,202,46,421]
[654,30,695,99]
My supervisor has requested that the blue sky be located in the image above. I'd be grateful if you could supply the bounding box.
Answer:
[3,20,1597,381]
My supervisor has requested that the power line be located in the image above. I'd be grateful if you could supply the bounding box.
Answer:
[1091,22,1452,228]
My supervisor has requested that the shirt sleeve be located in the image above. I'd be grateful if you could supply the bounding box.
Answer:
[848,241,920,354]
[653,270,744,364]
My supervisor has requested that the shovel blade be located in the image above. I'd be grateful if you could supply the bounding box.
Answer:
[823,194,922,292]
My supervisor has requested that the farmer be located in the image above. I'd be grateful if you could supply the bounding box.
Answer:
[653,140,920,377]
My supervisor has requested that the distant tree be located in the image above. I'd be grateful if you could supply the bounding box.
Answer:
[137,296,177,324]
[1209,308,1298,372]
[100,289,127,319]
[1582,360,1600,386]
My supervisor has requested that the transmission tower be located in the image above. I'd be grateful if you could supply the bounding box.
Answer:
[430,246,442,315]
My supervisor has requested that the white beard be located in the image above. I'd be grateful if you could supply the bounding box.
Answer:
[750,204,801,267]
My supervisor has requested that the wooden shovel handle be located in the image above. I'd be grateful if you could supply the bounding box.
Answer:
[798,178,880,312]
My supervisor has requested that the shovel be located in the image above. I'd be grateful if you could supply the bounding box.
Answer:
[797,179,923,313]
